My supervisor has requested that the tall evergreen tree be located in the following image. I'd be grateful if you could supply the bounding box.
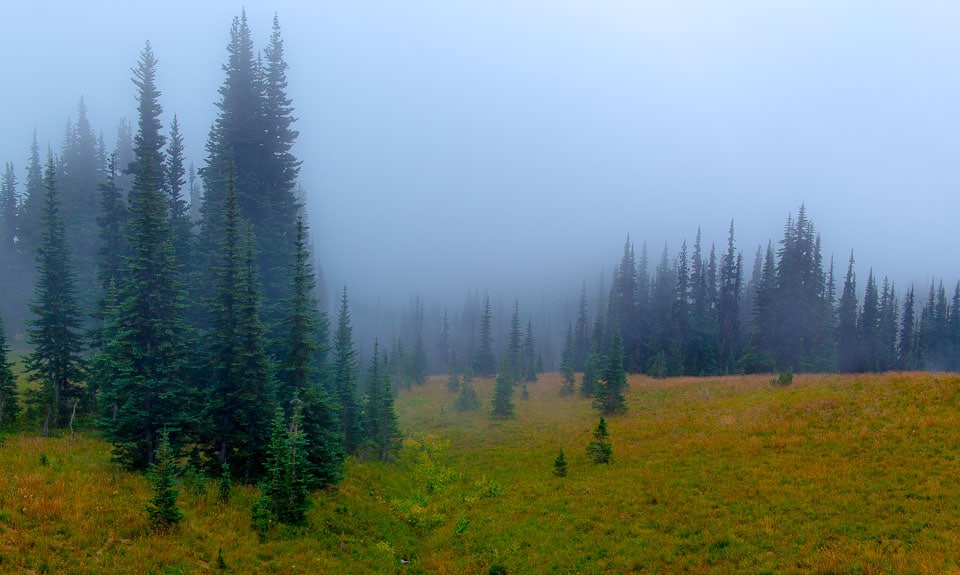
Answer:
[24,154,86,436]
[717,221,742,372]
[438,308,451,371]
[573,279,590,371]
[333,286,363,453]
[100,44,192,469]
[559,322,576,396]
[0,162,16,254]
[878,278,899,371]
[362,341,401,461]
[859,269,881,372]
[522,318,538,382]
[898,286,918,370]
[202,11,301,340]
[836,252,859,373]
[278,216,341,487]
[472,294,496,377]
[505,300,523,383]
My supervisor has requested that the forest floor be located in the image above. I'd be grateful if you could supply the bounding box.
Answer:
[4,371,960,574]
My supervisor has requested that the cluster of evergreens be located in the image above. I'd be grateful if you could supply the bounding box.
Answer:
[561,206,960,379]
[0,13,401,515]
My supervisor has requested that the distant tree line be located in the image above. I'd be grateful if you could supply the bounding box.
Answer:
[0,13,401,502]
[565,205,959,378]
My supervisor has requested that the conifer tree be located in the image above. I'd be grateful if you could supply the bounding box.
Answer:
[472,294,496,377]
[580,348,600,398]
[898,286,917,370]
[573,279,589,371]
[878,278,899,371]
[717,221,742,372]
[24,154,86,436]
[559,322,576,396]
[553,447,567,477]
[362,341,401,461]
[587,417,612,464]
[491,359,515,419]
[276,220,342,487]
[455,369,479,411]
[333,286,363,453]
[522,318,538,382]
[100,44,192,469]
[145,428,183,531]
[0,162,16,254]
[17,133,44,256]
[859,269,882,372]
[205,177,274,480]
[94,155,128,319]
[836,252,859,373]
[0,313,19,429]
[439,308,451,371]
[505,300,523,382]
[595,332,628,415]
[262,402,310,526]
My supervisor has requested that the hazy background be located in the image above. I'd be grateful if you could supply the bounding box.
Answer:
[2,0,959,309]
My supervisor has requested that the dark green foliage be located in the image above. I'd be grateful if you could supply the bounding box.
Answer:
[24,154,86,436]
[521,383,529,400]
[362,341,401,462]
[553,447,567,477]
[205,175,274,481]
[99,44,193,470]
[262,402,310,526]
[217,547,227,571]
[472,295,496,377]
[145,429,183,531]
[0,314,19,429]
[455,370,479,411]
[594,332,628,415]
[201,12,301,341]
[491,360,515,419]
[277,216,342,487]
[579,350,600,398]
[559,322,576,396]
[333,286,363,454]
[587,417,612,464]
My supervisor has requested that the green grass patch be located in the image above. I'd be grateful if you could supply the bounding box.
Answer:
[3,372,960,573]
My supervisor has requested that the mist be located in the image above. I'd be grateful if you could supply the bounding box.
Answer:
[3,1,960,360]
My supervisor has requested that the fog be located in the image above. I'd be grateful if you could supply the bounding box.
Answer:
[3,0,960,313]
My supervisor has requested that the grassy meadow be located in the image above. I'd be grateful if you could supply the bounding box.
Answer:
[4,371,960,573]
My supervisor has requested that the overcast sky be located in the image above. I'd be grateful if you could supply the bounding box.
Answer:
[2,1,959,306]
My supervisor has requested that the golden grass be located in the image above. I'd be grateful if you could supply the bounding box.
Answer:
[3,371,960,573]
